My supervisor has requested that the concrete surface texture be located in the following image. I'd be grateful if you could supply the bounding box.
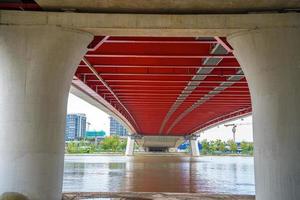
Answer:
[228,28,300,200]
[136,136,184,148]
[63,192,255,200]
[1,10,299,37]
[0,25,92,200]
[36,0,300,14]
[190,139,200,157]
[125,137,135,156]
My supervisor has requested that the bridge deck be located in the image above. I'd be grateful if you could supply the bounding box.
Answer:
[73,36,251,135]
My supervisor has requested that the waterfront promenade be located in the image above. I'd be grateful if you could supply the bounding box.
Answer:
[63,192,255,200]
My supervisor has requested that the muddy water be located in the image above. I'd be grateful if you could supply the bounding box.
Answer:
[63,155,255,195]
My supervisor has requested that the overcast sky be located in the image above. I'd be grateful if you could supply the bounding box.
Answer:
[67,93,253,142]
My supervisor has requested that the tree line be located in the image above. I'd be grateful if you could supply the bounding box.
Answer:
[66,135,127,154]
[200,139,253,155]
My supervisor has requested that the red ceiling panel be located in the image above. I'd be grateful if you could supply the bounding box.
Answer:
[74,36,251,135]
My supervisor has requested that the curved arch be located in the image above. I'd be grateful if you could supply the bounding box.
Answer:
[71,77,137,134]
[191,107,252,135]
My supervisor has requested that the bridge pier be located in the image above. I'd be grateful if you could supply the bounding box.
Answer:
[228,28,300,200]
[125,136,135,156]
[190,139,200,157]
[0,25,92,200]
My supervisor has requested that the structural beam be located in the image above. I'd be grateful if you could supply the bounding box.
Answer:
[0,10,299,37]
[82,57,140,132]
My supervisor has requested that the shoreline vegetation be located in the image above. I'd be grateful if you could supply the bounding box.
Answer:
[65,136,253,156]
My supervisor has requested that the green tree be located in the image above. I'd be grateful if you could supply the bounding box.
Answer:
[217,140,226,152]
[241,141,254,155]
[100,135,122,152]
[209,140,218,153]
[201,139,210,154]
[66,141,78,153]
[227,139,237,153]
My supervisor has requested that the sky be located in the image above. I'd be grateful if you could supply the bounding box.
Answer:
[67,93,110,133]
[67,93,253,142]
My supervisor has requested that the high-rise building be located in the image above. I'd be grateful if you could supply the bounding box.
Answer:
[109,116,128,136]
[65,113,87,141]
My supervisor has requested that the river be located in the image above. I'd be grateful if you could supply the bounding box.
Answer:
[63,155,255,195]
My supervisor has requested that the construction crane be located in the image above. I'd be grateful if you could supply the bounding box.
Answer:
[224,122,251,142]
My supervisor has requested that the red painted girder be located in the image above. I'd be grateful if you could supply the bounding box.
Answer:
[84,56,239,66]
[117,98,250,101]
[122,104,250,107]
[121,103,251,106]
[115,97,251,103]
[188,107,252,134]
[104,40,218,44]
[85,54,235,59]
[101,80,248,83]
[77,64,240,69]
[116,98,250,101]
[94,85,249,89]
[105,36,212,41]
[87,73,245,77]
[88,36,109,51]
[103,90,249,94]
[99,89,249,93]
[82,57,140,131]
[214,37,234,53]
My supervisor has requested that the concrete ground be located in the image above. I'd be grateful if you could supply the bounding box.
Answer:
[63,192,255,200]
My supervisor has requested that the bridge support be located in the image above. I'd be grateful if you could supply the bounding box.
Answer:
[125,136,135,156]
[228,28,300,200]
[0,25,92,200]
[190,139,200,157]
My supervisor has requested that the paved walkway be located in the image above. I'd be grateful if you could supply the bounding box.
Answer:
[63,192,255,200]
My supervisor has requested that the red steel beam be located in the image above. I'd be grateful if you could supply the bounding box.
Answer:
[88,36,109,51]
[94,85,248,89]
[78,64,240,69]
[85,54,235,59]
[104,39,218,44]
[99,89,249,92]
[102,80,247,83]
[189,107,252,134]
[87,73,244,77]
[82,57,139,131]
[214,37,234,53]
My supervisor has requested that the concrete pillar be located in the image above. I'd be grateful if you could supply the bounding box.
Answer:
[125,136,135,156]
[228,28,300,200]
[0,25,92,200]
[190,139,200,157]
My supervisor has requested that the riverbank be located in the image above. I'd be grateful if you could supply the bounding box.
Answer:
[63,192,255,200]
[65,152,253,157]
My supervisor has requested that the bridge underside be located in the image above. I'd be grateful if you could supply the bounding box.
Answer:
[0,2,300,200]
[73,36,251,136]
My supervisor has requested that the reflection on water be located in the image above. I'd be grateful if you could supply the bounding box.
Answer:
[63,155,255,195]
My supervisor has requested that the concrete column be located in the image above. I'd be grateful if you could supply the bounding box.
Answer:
[228,28,300,200]
[190,139,200,157]
[0,25,92,200]
[125,136,135,156]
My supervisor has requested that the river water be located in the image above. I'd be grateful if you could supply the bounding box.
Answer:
[63,155,255,195]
